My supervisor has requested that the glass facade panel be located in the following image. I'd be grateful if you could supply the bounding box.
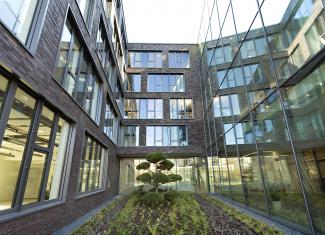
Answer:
[78,135,107,194]
[103,101,118,144]
[126,74,141,92]
[170,99,193,119]
[120,126,139,146]
[129,51,162,68]
[0,0,39,43]
[146,126,188,146]
[168,52,190,68]
[124,99,163,119]
[54,19,102,123]
[147,74,185,92]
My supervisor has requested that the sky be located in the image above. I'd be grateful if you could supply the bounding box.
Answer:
[122,0,290,44]
[123,0,203,44]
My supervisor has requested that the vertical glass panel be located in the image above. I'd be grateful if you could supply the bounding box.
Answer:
[155,99,163,119]
[0,88,35,211]
[23,152,47,205]
[46,118,70,200]
[227,155,245,203]
[0,0,39,43]
[54,21,72,82]
[0,75,8,111]
[140,99,147,119]
[146,127,154,146]
[36,106,54,148]
[281,63,325,233]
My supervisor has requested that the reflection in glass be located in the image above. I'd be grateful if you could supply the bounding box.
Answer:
[0,88,35,211]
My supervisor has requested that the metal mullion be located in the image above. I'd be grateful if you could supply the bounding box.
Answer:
[14,100,43,210]
[0,81,17,145]
[91,142,99,190]
[39,114,59,201]
[256,0,315,233]
[228,0,269,212]
[78,136,88,193]
[85,139,95,192]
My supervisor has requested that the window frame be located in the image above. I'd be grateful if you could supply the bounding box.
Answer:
[169,98,194,119]
[168,51,190,68]
[146,125,188,146]
[0,0,50,54]
[0,68,73,217]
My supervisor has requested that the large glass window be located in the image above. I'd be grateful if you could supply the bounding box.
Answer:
[213,94,240,117]
[248,89,271,112]
[146,126,188,146]
[54,19,102,123]
[244,64,265,85]
[168,51,190,68]
[120,126,139,146]
[305,11,325,58]
[147,74,185,92]
[126,74,141,92]
[96,21,115,86]
[78,135,107,194]
[241,38,266,59]
[124,99,163,119]
[217,67,244,89]
[0,75,71,212]
[128,51,162,68]
[207,45,232,66]
[0,0,39,44]
[103,101,118,144]
[170,99,193,119]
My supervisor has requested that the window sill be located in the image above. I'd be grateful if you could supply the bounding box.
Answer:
[0,200,64,224]
[75,189,106,200]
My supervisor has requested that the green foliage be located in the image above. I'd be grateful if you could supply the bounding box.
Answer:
[141,192,164,206]
[164,190,179,203]
[169,173,182,182]
[107,192,209,235]
[136,172,152,183]
[152,172,170,185]
[157,159,174,170]
[202,195,283,235]
[146,152,166,163]
[70,196,126,235]
[136,161,150,170]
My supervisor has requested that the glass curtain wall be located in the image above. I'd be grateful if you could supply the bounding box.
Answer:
[198,0,325,233]
[119,157,208,194]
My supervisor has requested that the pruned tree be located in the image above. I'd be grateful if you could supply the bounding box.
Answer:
[136,152,182,192]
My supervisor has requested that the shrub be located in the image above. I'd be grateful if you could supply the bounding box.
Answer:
[164,190,179,203]
[169,174,182,182]
[136,172,152,183]
[136,162,150,170]
[157,159,174,170]
[146,152,167,163]
[141,192,164,206]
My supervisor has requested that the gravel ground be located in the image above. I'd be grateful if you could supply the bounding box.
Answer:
[195,195,258,235]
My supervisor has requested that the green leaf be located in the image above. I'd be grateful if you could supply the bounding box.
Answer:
[136,173,152,183]
[146,152,166,163]
[157,159,174,171]
[152,172,170,184]
[169,174,182,182]
[136,161,151,170]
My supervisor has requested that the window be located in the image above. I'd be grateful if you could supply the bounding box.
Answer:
[103,101,119,144]
[115,82,124,114]
[170,99,193,119]
[96,21,115,87]
[248,89,271,112]
[120,126,139,146]
[124,99,163,119]
[224,123,254,145]
[0,0,46,49]
[305,11,325,58]
[54,18,102,123]
[213,94,240,117]
[128,51,162,68]
[168,51,190,68]
[290,46,304,68]
[207,45,232,66]
[78,135,108,194]
[147,74,185,92]
[126,74,141,92]
[0,74,71,212]
[268,33,285,53]
[216,67,244,89]
[241,37,266,59]
[244,64,265,85]
[146,126,188,146]
[77,0,94,28]
[102,0,113,18]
